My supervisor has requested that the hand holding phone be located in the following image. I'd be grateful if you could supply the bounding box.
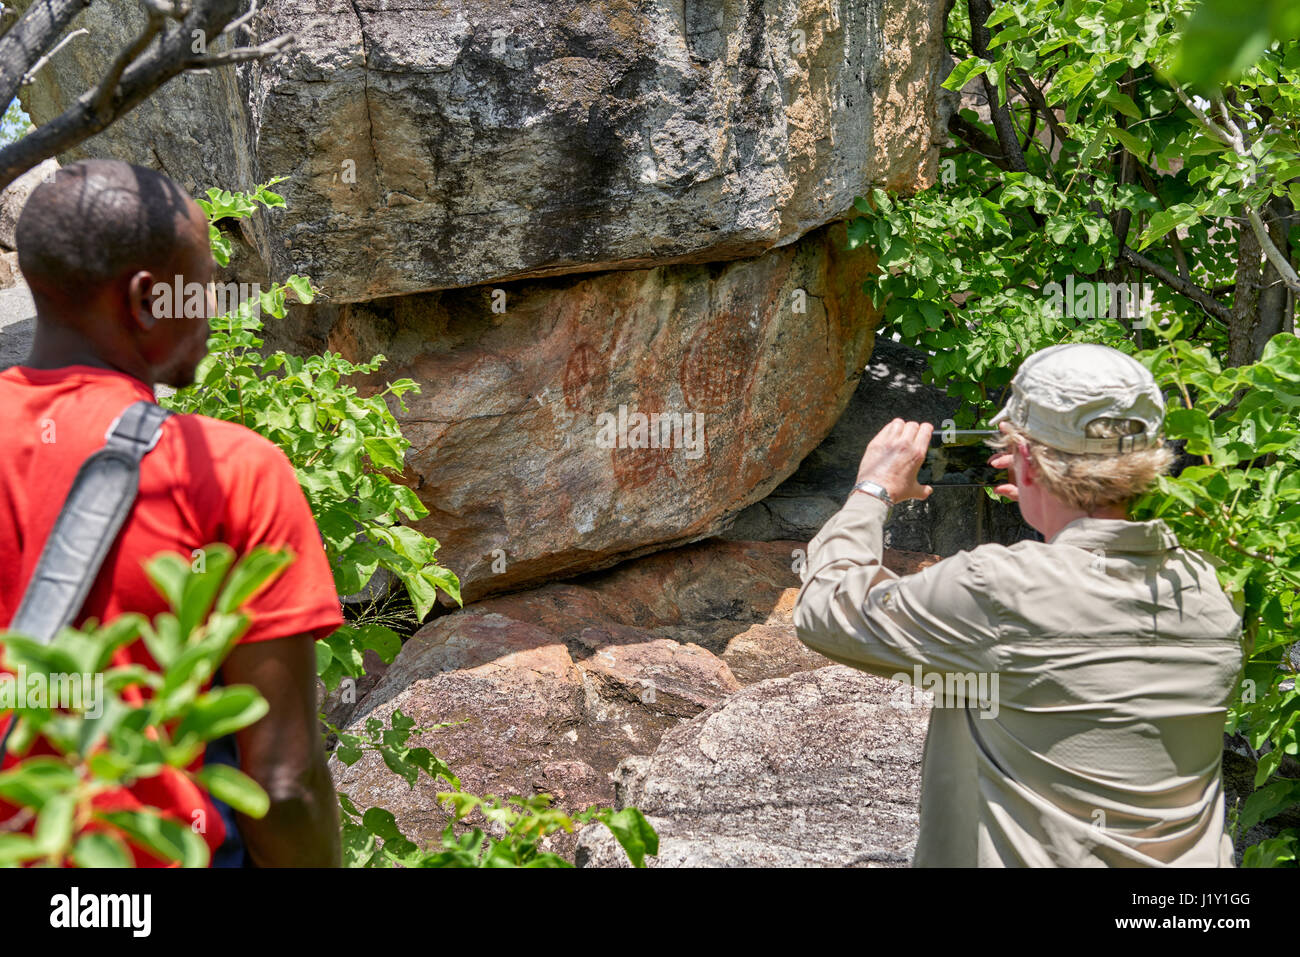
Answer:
[920,428,1006,488]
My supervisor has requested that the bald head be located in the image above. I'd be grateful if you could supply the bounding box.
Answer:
[16,159,215,388]
[16,159,200,300]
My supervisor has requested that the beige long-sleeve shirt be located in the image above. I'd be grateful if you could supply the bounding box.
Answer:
[794,492,1245,867]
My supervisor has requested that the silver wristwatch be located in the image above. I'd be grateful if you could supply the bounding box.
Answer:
[852,479,894,507]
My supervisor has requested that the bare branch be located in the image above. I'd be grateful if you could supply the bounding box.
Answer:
[1120,245,1232,322]
[947,112,1015,171]
[1171,82,1236,147]
[1247,205,1300,291]
[0,0,94,110]
[21,27,89,86]
[1229,205,1265,366]
[221,0,258,35]
[1013,66,1069,151]
[188,33,291,68]
[1133,161,1193,281]
[1172,80,1300,294]
[1217,103,1300,293]
[0,0,291,193]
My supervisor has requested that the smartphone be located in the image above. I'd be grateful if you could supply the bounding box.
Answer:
[920,429,1004,487]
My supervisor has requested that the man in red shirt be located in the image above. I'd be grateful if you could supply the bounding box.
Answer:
[0,159,343,866]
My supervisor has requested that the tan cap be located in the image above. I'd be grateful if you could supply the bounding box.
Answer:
[989,343,1165,453]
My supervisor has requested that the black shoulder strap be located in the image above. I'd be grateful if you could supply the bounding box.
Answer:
[10,400,173,643]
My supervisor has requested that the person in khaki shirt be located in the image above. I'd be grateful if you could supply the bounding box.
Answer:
[794,344,1244,867]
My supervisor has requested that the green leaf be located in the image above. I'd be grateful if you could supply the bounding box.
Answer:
[0,758,79,807]
[597,807,659,868]
[363,437,406,471]
[98,810,210,867]
[361,807,418,859]
[1164,407,1214,452]
[1242,831,1298,868]
[985,3,1017,28]
[0,832,42,865]
[145,544,235,640]
[215,547,295,614]
[1109,125,1152,163]
[174,686,270,746]
[194,763,270,818]
[942,57,991,92]
[285,274,315,304]
[1171,0,1285,89]
[1239,779,1300,832]
[1102,89,1142,120]
[33,792,74,857]
[359,623,402,663]
[1136,203,1202,251]
[72,831,133,868]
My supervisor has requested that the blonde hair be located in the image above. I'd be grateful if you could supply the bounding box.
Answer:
[986,418,1173,512]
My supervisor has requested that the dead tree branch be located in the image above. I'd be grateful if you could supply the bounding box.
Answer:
[0,0,294,192]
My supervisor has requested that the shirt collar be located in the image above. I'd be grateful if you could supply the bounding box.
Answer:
[1048,516,1179,553]
[2,364,155,398]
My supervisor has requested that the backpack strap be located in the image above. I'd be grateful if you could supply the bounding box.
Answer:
[2,400,171,757]
[9,400,173,643]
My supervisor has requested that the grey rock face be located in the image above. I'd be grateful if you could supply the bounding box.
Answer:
[17,0,948,301]
[575,665,932,867]
[328,538,937,861]
[0,281,35,369]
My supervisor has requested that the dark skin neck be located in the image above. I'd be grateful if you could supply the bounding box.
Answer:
[25,292,156,385]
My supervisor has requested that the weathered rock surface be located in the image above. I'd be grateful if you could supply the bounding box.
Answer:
[575,665,932,867]
[330,537,937,858]
[0,159,57,253]
[723,337,1038,552]
[17,0,948,300]
[0,279,34,366]
[315,220,880,604]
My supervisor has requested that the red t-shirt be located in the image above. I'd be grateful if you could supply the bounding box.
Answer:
[0,365,344,865]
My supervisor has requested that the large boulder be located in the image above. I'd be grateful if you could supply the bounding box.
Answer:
[0,159,58,293]
[575,665,933,867]
[320,220,880,603]
[12,0,951,601]
[15,0,948,300]
[330,537,937,859]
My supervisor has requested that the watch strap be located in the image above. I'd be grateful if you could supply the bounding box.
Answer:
[852,479,894,507]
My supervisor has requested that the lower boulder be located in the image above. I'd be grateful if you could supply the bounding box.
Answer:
[329,537,937,859]
[575,666,933,867]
